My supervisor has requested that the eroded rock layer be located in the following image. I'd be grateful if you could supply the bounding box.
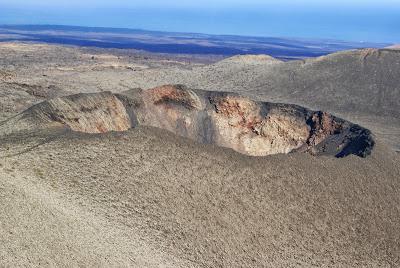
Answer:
[21,85,374,157]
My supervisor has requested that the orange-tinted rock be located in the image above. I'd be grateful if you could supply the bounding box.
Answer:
[145,84,203,110]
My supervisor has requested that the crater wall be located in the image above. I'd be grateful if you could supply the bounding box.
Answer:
[18,85,374,157]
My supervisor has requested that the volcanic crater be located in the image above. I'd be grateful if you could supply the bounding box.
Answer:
[16,85,374,157]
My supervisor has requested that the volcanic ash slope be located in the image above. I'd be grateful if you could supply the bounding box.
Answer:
[0,46,400,267]
[0,119,399,267]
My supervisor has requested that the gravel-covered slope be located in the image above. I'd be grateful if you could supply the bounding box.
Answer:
[1,43,400,267]
[0,127,399,267]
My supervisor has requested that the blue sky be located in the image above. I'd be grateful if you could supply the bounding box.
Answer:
[2,0,400,8]
[1,0,399,43]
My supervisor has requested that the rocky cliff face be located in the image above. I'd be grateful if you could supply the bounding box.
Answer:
[15,85,374,157]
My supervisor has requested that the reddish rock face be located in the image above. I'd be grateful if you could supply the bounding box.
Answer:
[25,85,374,158]
[207,96,311,155]
[124,85,373,157]
[308,112,343,147]
[145,85,203,110]
[212,96,262,129]
[136,85,204,140]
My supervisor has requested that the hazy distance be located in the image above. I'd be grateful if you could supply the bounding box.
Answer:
[1,0,400,43]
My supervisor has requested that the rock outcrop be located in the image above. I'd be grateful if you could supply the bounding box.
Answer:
[18,85,374,157]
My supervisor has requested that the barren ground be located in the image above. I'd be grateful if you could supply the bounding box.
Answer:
[1,42,400,267]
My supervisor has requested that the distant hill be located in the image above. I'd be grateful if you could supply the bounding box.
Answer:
[386,44,400,49]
